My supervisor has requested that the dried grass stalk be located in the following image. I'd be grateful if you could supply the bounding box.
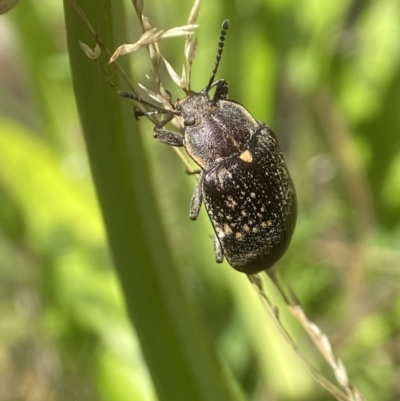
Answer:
[249,272,367,401]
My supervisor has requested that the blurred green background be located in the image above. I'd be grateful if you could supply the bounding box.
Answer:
[1,0,400,400]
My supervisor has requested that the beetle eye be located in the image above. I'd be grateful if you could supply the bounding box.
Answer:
[184,116,196,126]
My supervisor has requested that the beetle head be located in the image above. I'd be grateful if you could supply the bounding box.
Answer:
[176,92,215,126]
[119,20,230,121]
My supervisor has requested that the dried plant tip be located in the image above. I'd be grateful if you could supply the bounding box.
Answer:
[187,0,202,24]
[94,44,101,59]
[109,28,164,63]
[138,83,165,104]
[110,25,196,64]
[185,38,197,64]
[309,321,322,336]
[320,333,333,355]
[160,24,199,39]
[79,41,101,59]
[180,65,188,90]
[148,43,161,69]
[142,16,153,31]
[162,57,183,88]
[334,359,349,388]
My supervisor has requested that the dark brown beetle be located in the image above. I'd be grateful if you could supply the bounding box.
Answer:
[120,20,297,273]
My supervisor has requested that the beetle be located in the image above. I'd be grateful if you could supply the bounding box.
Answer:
[120,20,297,273]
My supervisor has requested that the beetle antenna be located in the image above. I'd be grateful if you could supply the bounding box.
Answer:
[118,91,179,115]
[204,19,230,93]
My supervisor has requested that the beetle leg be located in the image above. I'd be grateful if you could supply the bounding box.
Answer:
[153,112,184,147]
[214,235,224,263]
[189,171,204,220]
[186,168,201,176]
[154,129,184,147]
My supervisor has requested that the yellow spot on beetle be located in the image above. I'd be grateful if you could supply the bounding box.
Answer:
[239,150,253,163]
[224,224,233,235]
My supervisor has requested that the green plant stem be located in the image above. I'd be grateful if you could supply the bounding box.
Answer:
[63,1,245,400]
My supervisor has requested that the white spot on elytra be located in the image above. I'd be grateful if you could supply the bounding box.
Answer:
[225,196,238,209]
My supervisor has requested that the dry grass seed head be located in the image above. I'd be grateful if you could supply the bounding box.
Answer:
[187,0,202,25]
[79,41,101,60]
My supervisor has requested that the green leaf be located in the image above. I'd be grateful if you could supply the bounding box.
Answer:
[63,1,246,400]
